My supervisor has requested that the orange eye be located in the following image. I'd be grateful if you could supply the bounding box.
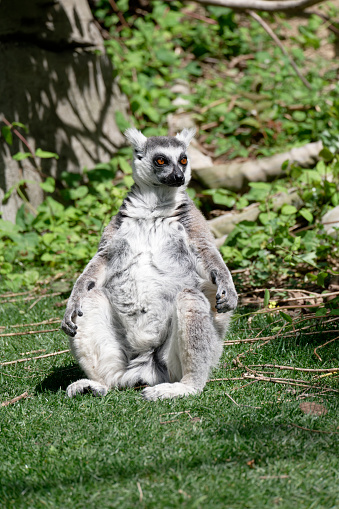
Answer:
[180,157,187,165]
[157,158,165,165]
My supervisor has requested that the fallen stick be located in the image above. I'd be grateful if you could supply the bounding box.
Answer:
[0,328,59,338]
[20,349,46,356]
[3,292,62,304]
[0,291,31,298]
[224,329,339,345]
[288,423,339,434]
[245,364,339,373]
[248,10,311,88]
[0,349,70,366]
[5,318,61,329]
[314,335,339,361]
[242,375,339,392]
[1,391,29,407]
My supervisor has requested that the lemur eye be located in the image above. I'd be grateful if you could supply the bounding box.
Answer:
[180,157,188,165]
[156,158,165,165]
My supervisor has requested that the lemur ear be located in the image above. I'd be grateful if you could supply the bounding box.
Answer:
[176,127,196,147]
[124,128,147,154]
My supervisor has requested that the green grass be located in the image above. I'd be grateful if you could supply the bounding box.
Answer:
[0,296,338,509]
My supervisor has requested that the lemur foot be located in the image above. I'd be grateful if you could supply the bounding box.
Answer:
[66,379,108,397]
[142,382,198,401]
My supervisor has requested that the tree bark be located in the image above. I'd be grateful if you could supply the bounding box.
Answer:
[0,0,128,222]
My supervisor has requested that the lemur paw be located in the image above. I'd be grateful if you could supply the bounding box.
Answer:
[142,382,198,401]
[216,287,238,313]
[61,303,83,337]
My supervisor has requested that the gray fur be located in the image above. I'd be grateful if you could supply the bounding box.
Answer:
[61,128,237,400]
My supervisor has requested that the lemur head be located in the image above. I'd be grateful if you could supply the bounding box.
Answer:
[124,128,195,189]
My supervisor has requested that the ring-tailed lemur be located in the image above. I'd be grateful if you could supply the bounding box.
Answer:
[61,128,237,400]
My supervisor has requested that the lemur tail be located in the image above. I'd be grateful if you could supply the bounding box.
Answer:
[119,350,169,388]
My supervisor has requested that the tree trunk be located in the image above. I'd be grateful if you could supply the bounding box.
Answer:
[0,0,128,222]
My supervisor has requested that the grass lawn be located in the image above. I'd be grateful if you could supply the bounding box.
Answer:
[0,295,338,509]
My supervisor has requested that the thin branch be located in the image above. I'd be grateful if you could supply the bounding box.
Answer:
[288,423,339,434]
[108,0,129,28]
[208,376,338,392]
[248,10,312,88]
[2,118,35,157]
[1,391,30,407]
[0,328,59,338]
[314,335,339,362]
[224,392,240,406]
[0,291,32,298]
[308,10,339,37]
[239,288,320,296]
[20,349,46,356]
[225,329,339,345]
[245,364,339,373]
[176,0,325,12]
[5,318,61,329]
[4,292,62,304]
[0,349,70,366]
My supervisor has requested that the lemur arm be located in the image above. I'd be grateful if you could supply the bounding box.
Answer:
[180,199,238,313]
[61,215,120,337]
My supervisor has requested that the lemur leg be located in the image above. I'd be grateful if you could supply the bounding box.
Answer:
[142,289,223,401]
[66,288,127,397]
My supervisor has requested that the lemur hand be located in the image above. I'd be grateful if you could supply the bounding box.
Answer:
[215,284,238,313]
[61,299,83,337]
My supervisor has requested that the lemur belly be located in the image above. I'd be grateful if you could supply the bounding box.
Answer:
[104,217,200,350]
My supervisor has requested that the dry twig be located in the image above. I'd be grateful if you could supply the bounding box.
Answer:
[0,349,70,367]
[224,392,240,406]
[247,10,311,88]
[4,318,61,329]
[1,391,30,407]
[314,336,339,362]
[288,423,339,434]
[0,328,59,338]
[20,349,46,356]
[3,292,62,304]
[245,364,339,374]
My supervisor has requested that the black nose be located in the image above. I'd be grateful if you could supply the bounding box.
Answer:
[166,169,185,187]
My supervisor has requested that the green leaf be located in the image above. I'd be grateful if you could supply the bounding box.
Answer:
[315,308,327,317]
[299,208,313,223]
[155,49,177,65]
[1,126,12,145]
[118,157,132,175]
[23,269,40,287]
[212,192,235,208]
[40,177,55,193]
[279,311,292,323]
[281,159,289,171]
[319,147,334,162]
[115,111,131,133]
[264,289,270,307]
[12,152,32,161]
[35,148,59,159]
[11,122,29,132]
[69,186,89,200]
[281,204,297,215]
[317,272,328,288]
[259,212,277,225]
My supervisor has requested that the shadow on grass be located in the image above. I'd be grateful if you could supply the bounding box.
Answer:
[35,364,84,393]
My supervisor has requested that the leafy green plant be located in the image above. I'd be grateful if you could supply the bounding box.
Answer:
[219,155,339,286]
[0,152,132,292]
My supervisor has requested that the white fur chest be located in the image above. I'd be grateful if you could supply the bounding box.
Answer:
[104,215,199,349]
